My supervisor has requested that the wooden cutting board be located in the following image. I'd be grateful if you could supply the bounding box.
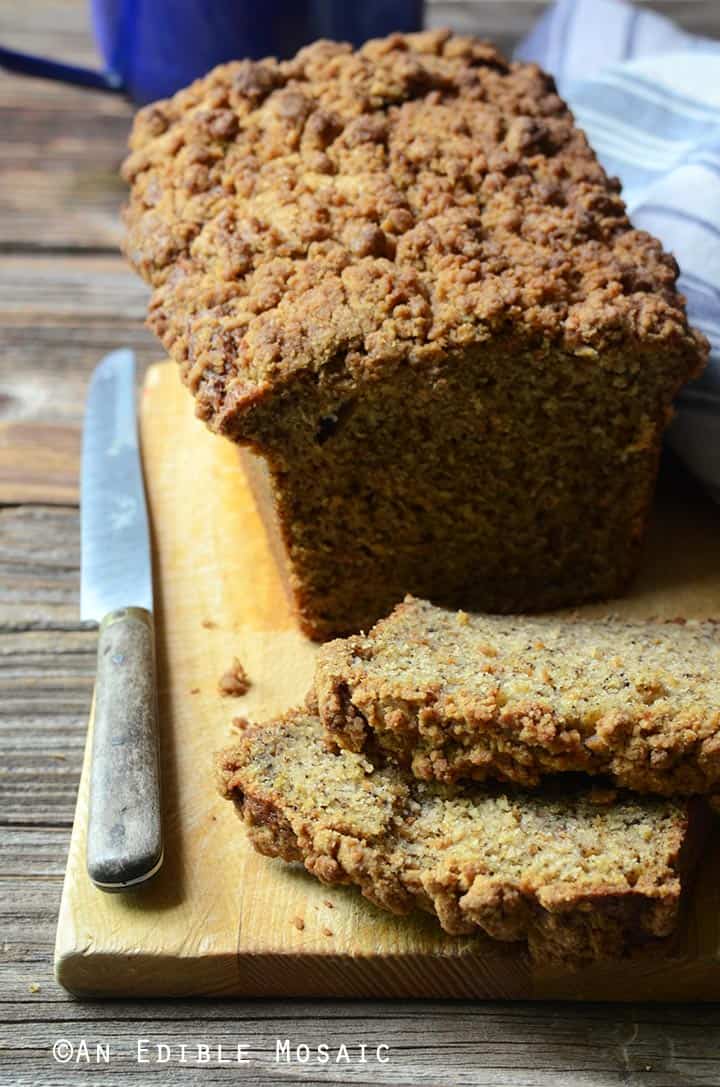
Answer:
[54,361,720,999]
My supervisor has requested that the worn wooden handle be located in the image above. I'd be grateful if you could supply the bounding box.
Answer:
[86,607,163,891]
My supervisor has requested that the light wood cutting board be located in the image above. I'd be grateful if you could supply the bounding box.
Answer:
[54,361,720,999]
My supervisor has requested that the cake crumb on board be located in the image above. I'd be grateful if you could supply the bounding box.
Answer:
[219,658,250,697]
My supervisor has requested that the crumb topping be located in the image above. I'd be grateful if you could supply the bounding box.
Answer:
[122,29,705,427]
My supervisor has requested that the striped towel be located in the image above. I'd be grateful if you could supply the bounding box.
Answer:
[517,0,720,500]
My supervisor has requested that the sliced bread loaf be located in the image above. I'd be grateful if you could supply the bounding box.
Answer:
[314,596,720,794]
[216,711,706,964]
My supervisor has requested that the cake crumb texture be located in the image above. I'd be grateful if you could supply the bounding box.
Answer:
[315,597,720,794]
[216,711,704,964]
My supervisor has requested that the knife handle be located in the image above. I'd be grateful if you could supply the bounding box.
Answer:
[87,606,163,891]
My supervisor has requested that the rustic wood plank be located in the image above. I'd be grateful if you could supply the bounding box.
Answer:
[0,0,100,66]
[0,506,92,835]
[0,255,156,502]
[0,654,93,825]
[0,0,131,251]
[1,986,720,1086]
[1,827,78,874]
[0,72,133,250]
[0,316,156,430]
[0,424,80,505]
[0,504,80,623]
[0,255,149,319]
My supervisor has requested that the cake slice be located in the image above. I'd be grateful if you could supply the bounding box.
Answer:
[314,597,720,794]
[216,712,706,965]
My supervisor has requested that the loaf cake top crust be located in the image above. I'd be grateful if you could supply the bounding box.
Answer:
[315,596,720,793]
[122,29,706,428]
[217,711,699,963]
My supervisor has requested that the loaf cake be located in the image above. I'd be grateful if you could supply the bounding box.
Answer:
[315,596,720,794]
[217,712,706,964]
[122,30,707,639]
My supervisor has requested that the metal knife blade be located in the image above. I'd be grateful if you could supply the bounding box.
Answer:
[81,348,152,621]
[80,349,163,892]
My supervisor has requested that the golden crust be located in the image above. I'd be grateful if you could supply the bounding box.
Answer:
[122,30,706,428]
[216,710,706,965]
[315,596,720,794]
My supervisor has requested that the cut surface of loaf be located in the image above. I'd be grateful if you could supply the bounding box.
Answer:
[216,711,704,965]
[314,597,720,794]
[123,30,707,638]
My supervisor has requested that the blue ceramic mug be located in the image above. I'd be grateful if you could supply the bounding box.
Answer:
[0,0,424,104]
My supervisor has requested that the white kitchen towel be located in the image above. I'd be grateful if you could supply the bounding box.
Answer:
[517,0,720,500]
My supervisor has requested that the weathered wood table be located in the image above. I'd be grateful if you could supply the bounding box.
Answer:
[2,2,720,1084]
